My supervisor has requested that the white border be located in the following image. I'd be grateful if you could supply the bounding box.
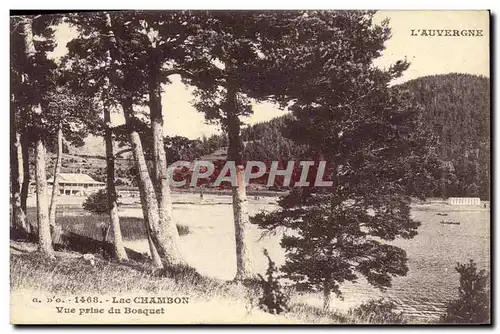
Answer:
[2,1,498,333]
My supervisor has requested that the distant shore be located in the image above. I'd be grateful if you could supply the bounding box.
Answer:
[26,191,490,209]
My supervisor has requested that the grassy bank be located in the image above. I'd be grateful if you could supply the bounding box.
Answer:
[11,244,237,297]
[10,241,424,324]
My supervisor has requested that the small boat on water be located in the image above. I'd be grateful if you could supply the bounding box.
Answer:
[440,221,461,225]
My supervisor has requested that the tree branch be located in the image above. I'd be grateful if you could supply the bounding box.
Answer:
[115,148,132,158]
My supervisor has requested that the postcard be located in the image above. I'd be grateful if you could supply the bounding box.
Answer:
[10,10,490,324]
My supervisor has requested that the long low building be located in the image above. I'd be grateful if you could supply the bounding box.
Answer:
[447,197,482,206]
[47,173,105,196]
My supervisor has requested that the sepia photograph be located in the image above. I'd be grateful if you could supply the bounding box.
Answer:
[9,9,490,325]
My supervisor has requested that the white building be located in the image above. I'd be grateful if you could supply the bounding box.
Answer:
[447,197,482,206]
[47,173,105,196]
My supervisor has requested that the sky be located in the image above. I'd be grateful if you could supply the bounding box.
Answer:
[49,10,490,139]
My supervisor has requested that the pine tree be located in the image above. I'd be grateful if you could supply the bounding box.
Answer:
[252,11,441,310]
[186,12,267,280]
[441,260,490,324]
[10,17,30,236]
[186,11,300,280]
[11,14,63,255]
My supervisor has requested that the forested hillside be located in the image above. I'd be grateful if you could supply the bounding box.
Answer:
[401,73,490,199]
[240,116,306,161]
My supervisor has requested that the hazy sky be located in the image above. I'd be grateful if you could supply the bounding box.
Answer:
[50,10,489,139]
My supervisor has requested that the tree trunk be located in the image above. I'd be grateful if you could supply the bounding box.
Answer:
[130,128,166,267]
[23,17,52,254]
[148,235,163,268]
[323,279,332,311]
[137,183,162,268]
[20,132,30,213]
[20,18,35,217]
[231,178,253,280]
[145,217,163,269]
[133,165,162,268]
[35,137,53,255]
[105,12,177,268]
[10,129,29,236]
[225,89,253,281]
[148,59,184,266]
[103,95,128,261]
[49,124,63,244]
[123,98,180,268]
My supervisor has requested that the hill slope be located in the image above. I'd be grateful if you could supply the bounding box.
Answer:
[400,73,490,199]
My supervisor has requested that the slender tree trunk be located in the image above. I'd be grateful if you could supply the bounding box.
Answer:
[10,129,29,236]
[148,59,184,265]
[35,137,53,255]
[23,17,52,254]
[49,124,63,244]
[231,175,253,280]
[103,93,128,261]
[148,235,162,268]
[20,133,30,213]
[20,18,35,217]
[323,279,332,311]
[137,185,162,268]
[225,89,253,281]
[136,177,162,267]
[105,13,175,268]
[123,98,180,268]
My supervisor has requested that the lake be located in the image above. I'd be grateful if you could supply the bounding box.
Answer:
[117,193,490,322]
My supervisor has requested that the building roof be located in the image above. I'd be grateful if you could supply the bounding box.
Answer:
[200,147,228,162]
[47,173,105,185]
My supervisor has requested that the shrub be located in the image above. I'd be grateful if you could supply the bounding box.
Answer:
[176,225,190,236]
[257,249,288,315]
[83,189,108,213]
[82,192,191,237]
[441,260,490,324]
[348,298,406,324]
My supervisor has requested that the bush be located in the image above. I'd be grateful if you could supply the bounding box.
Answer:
[348,298,406,324]
[82,191,191,237]
[441,260,490,324]
[176,225,190,236]
[257,249,288,315]
[83,189,108,213]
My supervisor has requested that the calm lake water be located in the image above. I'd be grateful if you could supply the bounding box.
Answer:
[116,194,490,322]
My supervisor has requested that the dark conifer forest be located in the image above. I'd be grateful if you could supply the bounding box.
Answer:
[400,73,490,200]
